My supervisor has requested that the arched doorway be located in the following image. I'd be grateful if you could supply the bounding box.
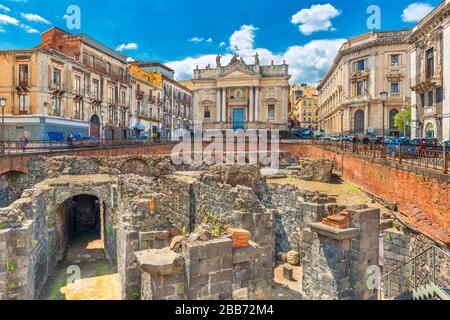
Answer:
[389,109,399,136]
[425,123,435,138]
[389,109,399,128]
[39,194,120,300]
[89,114,101,138]
[354,109,365,133]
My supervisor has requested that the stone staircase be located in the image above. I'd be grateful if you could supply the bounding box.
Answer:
[395,283,450,300]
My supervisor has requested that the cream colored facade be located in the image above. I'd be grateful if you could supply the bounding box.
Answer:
[128,64,163,138]
[409,0,450,141]
[318,30,411,137]
[192,54,290,131]
[0,27,132,141]
[289,85,319,131]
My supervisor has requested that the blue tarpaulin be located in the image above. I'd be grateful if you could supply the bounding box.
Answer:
[46,132,65,141]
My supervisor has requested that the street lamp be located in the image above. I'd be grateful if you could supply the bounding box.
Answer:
[379,91,388,157]
[0,97,6,154]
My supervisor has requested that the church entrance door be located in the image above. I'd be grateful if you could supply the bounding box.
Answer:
[232,108,245,130]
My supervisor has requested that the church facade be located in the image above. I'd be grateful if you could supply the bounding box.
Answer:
[191,54,291,131]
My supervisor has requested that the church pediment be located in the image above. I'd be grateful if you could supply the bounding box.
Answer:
[218,65,259,79]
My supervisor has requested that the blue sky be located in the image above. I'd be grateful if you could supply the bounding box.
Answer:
[0,0,442,83]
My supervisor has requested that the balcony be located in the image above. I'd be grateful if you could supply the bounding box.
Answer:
[351,70,370,80]
[50,83,66,94]
[423,104,437,116]
[346,95,370,104]
[410,72,442,92]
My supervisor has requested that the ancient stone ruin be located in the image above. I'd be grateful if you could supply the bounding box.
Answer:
[0,153,448,300]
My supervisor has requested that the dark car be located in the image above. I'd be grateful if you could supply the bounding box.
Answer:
[72,136,100,148]
[412,138,438,149]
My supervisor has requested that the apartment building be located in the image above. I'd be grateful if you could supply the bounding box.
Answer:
[289,84,320,132]
[0,27,131,141]
[409,0,450,141]
[128,64,163,139]
[317,30,411,137]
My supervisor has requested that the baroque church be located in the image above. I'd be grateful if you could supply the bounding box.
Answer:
[191,53,291,131]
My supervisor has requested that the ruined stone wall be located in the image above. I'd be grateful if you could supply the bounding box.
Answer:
[268,184,336,254]
[383,228,450,298]
[138,236,271,300]
[300,207,380,300]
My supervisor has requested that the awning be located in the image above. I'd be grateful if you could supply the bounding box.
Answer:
[136,114,162,123]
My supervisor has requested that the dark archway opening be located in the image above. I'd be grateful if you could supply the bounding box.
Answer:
[39,194,120,300]
[354,109,365,133]
[68,195,101,239]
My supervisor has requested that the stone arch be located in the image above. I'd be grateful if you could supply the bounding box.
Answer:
[121,157,151,176]
[425,122,435,138]
[354,109,365,133]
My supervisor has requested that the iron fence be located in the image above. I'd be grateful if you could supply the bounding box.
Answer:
[300,140,449,175]
[0,138,172,155]
[378,245,450,300]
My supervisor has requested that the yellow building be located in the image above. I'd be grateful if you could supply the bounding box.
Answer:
[289,85,320,132]
[128,64,163,138]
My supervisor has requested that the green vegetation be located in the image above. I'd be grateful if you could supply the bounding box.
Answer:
[132,288,141,300]
[0,222,8,229]
[202,212,229,238]
[7,262,15,272]
[181,226,188,237]
[6,282,16,292]
[393,106,411,132]
[46,272,70,300]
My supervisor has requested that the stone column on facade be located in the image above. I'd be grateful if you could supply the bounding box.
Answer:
[255,87,260,123]
[222,87,227,125]
[216,89,222,123]
[249,86,254,123]
[442,24,450,140]
[364,104,369,133]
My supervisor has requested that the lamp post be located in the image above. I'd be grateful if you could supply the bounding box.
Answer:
[0,97,6,154]
[379,91,388,157]
[340,108,345,146]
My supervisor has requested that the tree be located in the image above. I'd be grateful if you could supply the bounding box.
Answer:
[394,105,411,133]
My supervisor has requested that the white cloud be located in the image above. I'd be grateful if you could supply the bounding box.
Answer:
[291,4,341,35]
[188,37,204,43]
[127,57,135,62]
[20,13,51,25]
[219,41,226,47]
[188,37,213,43]
[166,24,345,84]
[0,5,11,12]
[0,13,19,25]
[401,2,434,22]
[229,24,257,53]
[116,42,138,52]
[0,27,5,33]
[20,24,38,33]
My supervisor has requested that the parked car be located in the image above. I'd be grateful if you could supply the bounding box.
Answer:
[385,137,417,157]
[72,136,100,148]
[411,138,438,149]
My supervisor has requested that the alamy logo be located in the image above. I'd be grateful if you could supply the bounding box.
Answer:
[64,5,81,30]
[367,5,381,30]
[171,129,280,169]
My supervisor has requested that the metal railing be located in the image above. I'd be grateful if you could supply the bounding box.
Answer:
[301,140,449,175]
[379,245,450,300]
[0,138,172,155]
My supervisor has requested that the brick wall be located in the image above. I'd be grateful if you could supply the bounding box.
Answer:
[290,144,450,245]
